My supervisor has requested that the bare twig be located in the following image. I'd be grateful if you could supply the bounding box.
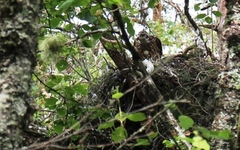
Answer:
[184,0,216,61]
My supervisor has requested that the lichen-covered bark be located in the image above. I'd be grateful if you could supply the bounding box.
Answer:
[0,0,42,149]
[212,0,240,149]
[217,0,240,66]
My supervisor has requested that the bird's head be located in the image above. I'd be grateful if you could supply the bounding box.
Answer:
[138,30,150,43]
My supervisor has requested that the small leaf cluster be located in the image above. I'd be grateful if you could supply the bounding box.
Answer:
[194,0,222,24]
[163,115,231,150]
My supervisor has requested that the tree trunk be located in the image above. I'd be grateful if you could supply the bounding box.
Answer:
[211,0,240,149]
[0,0,42,149]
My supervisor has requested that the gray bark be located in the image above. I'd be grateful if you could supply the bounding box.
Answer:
[0,0,42,149]
[211,0,240,149]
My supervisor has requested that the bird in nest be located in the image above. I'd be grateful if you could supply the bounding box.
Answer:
[134,30,163,61]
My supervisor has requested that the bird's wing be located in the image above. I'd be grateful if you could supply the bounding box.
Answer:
[154,36,163,56]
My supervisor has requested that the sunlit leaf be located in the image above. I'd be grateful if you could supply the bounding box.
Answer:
[192,136,210,150]
[112,92,123,99]
[115,112,127,122]
[109,0,122,4]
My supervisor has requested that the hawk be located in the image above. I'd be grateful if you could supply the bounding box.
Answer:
[134,30,162,61]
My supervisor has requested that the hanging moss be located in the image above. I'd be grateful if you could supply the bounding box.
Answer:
[39,34,66,63]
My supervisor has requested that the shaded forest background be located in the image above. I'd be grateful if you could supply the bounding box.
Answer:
[0,0,239,150]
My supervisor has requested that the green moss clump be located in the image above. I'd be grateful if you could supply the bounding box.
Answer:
[39,34,66,63]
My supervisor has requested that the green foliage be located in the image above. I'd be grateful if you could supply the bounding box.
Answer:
[31,0,234,149]
[111,126,128,142]
[112,92,123,99]
[194,1,222,24]
[163,116,231,149]
[192,134,210,150]
[148,0,158,8]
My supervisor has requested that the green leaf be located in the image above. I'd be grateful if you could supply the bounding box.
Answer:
[209,0,218,3]
[82,39,93,48]
[212,11,222,17]
[218,130,231,140]
[73,83,88,95]
[126,20,135,36]
[148,132,158,139]
[55,60,69,71]
[73,84,88,95]
[205,16,213,24]
[64,86,75,97]
[71,135,79,141]
[194,3,201,11]
[45,97,58,108]
[163,140,175,148]
[115,112,127,122]
[56,0,74,15]
[46,75,63,87]
[112,92,123,99]
[92,33,102,40]
[111,126,127,142]
[195,127,211,139]
[64,23,74,31]
[134,138,150,146]
[122,0,131,9]
[192,136,210,150]
[80,9,97,23]
[148,0,157,8]
[53,124,64,134]
[98,121,114,130]
[127,112,146,122]
[70,119,81,130]
[196,13,206,19]
[56,108,67,117]
[178,115,194,130]
[50,18,62,28]
[109,0,122,4]
[73,0,90,7]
